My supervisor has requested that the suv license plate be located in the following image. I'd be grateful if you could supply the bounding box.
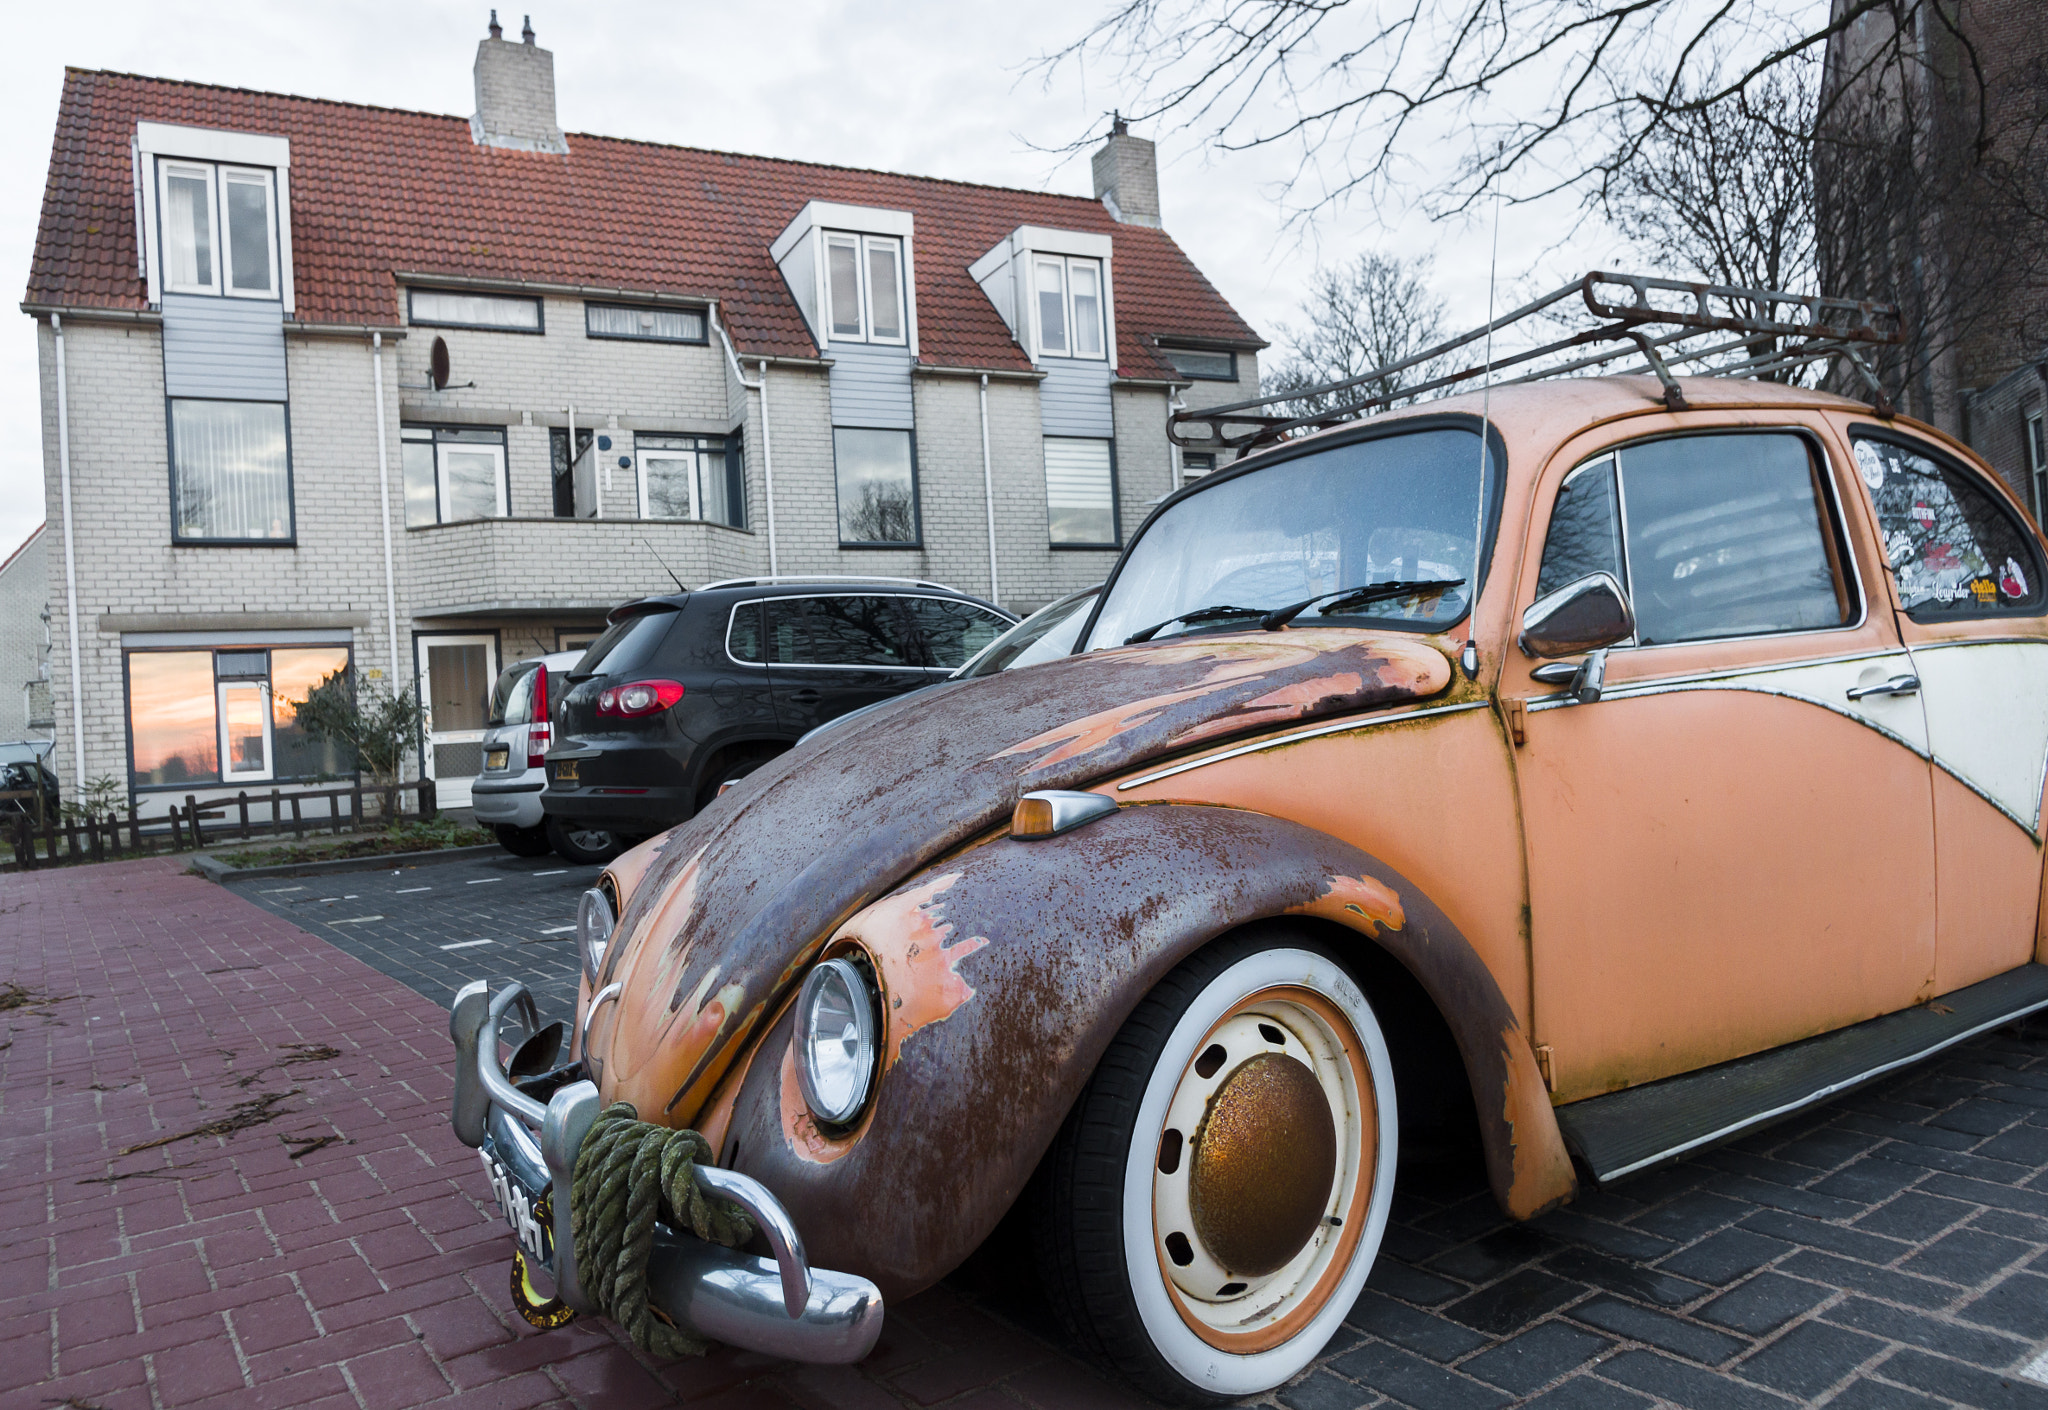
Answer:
[485,747,509,770]
[478,1146,552,1265]
[553,760,579,783]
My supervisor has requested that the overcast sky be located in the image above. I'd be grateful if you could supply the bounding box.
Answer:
[0,0,1619,559]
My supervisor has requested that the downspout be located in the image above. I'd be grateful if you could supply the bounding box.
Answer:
[714,320,778,575]
[372,333,400,685]
[52,313,85,789]
[980,374,999,607]
[1167,388,1188,491]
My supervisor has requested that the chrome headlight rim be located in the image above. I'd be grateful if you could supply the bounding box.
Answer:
[793,955,880,1128]
[577,886,615,987]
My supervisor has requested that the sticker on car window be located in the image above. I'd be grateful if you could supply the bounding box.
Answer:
[1855,437,2044,619]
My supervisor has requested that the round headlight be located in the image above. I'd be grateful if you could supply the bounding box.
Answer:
[577,887,615,985]
[794,957,878,1126]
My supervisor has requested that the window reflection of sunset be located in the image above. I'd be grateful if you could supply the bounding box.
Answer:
[130,653,217,782]
[271,647,348,726]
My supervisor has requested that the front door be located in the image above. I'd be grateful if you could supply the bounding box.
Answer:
[1512,426,1939,1103]
[764,594,930,734]
[1853,429,2048,993]
[418,634,498,809]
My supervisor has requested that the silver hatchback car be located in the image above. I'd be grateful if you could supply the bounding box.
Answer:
[472,650,622,863]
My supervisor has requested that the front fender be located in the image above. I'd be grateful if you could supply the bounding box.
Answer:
[722,802,1575,1303]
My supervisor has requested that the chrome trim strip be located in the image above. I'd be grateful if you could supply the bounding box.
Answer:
[1598,991,2048,1181]
[1114,700,1490,792]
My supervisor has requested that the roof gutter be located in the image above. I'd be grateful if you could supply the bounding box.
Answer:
[22,302,160,326]
[716,317,779,577]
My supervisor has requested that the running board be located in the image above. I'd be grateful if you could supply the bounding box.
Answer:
[1554,963,2048,1184]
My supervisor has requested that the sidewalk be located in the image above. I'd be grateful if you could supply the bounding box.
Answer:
[0,857,1148,1410]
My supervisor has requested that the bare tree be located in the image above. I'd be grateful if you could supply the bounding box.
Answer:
[1033,0,2021,230]
[1264,253,1451,415]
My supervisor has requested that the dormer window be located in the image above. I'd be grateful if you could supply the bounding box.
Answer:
[158,161,279,299]
[1035,256,1105,360]
[824,233,907,344]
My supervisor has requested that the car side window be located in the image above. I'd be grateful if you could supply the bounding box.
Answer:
[727,601,765,663]
[1540,433,1854,648]
[767,595,916,667]
[1855,435,2045,619]
[900,597,1011,669]
[1535,455,1626,599]
[501,668,537,727]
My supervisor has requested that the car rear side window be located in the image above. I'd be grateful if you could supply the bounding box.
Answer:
[900,597,1012,669]
[492,667,538,727]
[1541,432,1853,647]
[727,602,766,664]
[767,595,917,667]
[576,608,677,677]
[1855,434,2045,619]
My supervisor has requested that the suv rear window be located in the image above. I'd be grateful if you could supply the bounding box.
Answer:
[767,595,918,666]
[899,596,1011,669]
[575,608,678,678]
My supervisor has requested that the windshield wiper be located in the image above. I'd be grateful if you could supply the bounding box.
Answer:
[1124,604,1268,645]
[1260,578,1467,631]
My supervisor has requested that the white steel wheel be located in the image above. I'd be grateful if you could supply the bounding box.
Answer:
[1031,929,1398,1404]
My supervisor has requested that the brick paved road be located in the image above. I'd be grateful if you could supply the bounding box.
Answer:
[12,852,2048,1408]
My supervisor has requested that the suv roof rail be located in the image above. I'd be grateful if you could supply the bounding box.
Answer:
[1172,270,1905,454]
[697,574,954,592]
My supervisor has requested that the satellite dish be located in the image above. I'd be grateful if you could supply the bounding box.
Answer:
[429,337,450,391]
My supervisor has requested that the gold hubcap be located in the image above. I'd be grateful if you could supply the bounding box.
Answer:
[1189,1053,1338,1277]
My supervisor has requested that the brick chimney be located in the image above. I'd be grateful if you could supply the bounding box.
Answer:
[1092,116,1161,228]
[471,11,569,154]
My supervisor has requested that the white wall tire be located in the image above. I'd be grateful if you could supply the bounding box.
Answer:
[1030,928,1399,1404]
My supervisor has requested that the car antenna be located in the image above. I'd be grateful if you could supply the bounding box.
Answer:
[1464,177,1503,683]
[641,538,687,593]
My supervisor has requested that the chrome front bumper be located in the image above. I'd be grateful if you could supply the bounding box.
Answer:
[449,979,885,1362]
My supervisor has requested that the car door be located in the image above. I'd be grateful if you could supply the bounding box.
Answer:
[1509,425,1939,1102]
[765,593,929,733]
[1850,427,2048,993]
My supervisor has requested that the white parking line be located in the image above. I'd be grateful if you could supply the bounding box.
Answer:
[540,925,575,934]
[330,916,384,925]
[440,939,494,951]
[466,878,502,885]
[532,870,566,877]
[395,886,432,894]
[258,886,305,894]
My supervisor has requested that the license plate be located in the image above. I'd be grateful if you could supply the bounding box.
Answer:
[485,747,509,770]
[479,1146,552,1265]
[553,760,579,783]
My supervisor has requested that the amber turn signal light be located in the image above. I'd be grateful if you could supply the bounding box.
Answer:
[1011,790,1118,839]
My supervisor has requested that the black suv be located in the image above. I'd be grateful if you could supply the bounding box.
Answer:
[541,577,1014,840]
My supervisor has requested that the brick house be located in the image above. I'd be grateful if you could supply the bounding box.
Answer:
[22,19,1265,813]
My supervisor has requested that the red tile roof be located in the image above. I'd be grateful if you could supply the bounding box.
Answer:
[27,69,1264,378]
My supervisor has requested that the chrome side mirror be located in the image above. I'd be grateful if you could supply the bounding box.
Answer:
[1519,572,1635,658]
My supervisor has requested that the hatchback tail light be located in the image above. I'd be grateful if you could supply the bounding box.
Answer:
[597,679,686,717]
[527,722,552,770]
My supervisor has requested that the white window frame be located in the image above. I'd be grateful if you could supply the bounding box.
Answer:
[151,157,282,300]
[217,677,274,783]
[769,203,918,353]
[435,441,509,522]
[219,165,282,299]
[157,160,221,296]
[821,231,907,346]
[135,123,294,312]
[1036,256,1107,361]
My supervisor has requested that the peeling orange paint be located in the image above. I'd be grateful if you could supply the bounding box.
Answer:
[779,1043,864,1165]
[854,873,993,1067]
[1286,873,1406,937]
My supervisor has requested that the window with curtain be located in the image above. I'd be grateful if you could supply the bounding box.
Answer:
[1035,256,1106,360]
[170,400,292,542]
[157,159,279,299]
[407,289,542,331]
[1045,437,1118,545]
[822,232,907,344]
[584,303,707,342]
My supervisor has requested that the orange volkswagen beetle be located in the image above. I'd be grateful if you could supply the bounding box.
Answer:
[452,278,2048,1403]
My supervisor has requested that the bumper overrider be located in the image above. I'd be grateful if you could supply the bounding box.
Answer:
[447,979,885,1362]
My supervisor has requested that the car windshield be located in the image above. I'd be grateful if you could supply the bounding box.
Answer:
[1085,427,1499,648]
[956,587,1101,678]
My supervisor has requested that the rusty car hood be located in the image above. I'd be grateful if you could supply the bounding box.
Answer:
[591,628,1453,1121]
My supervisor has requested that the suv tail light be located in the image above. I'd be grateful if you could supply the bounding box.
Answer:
[597,679,686,717]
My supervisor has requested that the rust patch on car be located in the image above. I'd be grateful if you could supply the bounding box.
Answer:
[844,872,992,1067]
[1285,873,1406,937]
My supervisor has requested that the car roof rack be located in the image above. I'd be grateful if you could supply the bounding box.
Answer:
[696,574,955,592]
[1172,271,1904,454]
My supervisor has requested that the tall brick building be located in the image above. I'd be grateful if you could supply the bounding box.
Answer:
[1821,0,2048,509]
[22,21,1264,813]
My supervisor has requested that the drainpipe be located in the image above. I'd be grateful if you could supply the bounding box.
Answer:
[1167,388,1187,492]
[52,314,85,790]
[980,374,999,607]
[372,333,400,685]
[713,320,778,575]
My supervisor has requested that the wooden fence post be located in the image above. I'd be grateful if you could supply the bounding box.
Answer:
[269,788,281,840]
[237,791,250,839]
[421,778,438,822]
[128,806,142,853]
[291,794,304,839]
[185,795,203,850]
[88,812,104,864]
[350,784,363,833]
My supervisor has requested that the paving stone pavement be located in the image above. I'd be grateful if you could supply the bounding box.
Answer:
[10,851,2048,1409]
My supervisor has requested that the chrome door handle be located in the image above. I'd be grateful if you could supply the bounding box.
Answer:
[1846,673,1920,701]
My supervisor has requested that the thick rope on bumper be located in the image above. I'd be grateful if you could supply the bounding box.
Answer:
[569,1101,756,1357]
